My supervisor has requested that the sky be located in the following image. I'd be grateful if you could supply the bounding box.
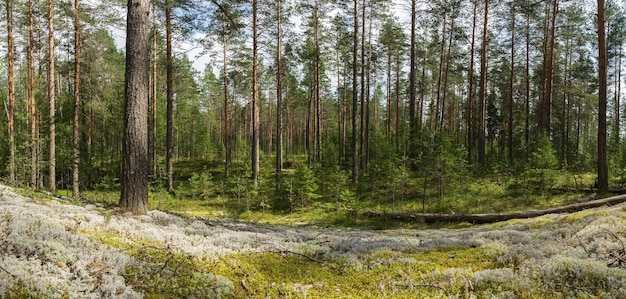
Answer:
[111,0,413,78]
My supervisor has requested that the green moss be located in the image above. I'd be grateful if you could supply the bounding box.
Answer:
[124,246,233,298]
[79,229,233,298]
[79,229,131,249]
[210,246,502,298]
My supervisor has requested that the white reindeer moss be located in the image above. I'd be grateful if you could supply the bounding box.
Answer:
[4,184,626,298]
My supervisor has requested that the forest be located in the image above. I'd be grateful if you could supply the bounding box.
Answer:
[1,0,626,297]
[0,0,623,214]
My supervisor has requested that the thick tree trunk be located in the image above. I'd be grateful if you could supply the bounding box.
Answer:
[72,0,81,198]
[120,0,150,214]
[598,0,609,194]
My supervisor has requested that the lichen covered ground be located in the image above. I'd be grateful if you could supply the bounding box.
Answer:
[1,184,626,298]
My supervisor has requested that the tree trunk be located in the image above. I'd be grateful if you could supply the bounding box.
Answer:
[441,16,454,131]
[386,48,391,141]
[6,0,15,185]
[478,0,489,168]
[598,0,609,194]
[508,3,515,164]
[409,0,417,136]
[315,0,322,164]
[467,0,477,163]
[525,11,531,161]
[29,0,37,188]
[352,0,359,183]
[395,55,400,152]
[365,9,372,167]
[223,13,230,178]
[615,45,622,143]
[72,0,81,198]
[276,0,282,190]
[151,3,157,179]
[435,16,446,130]
[120,0,150,214]
[165,0,174,193]
[359,0,366,169]
[48,0,56,192]
[363,194,626,224]
[542,0,558,134]
[252,0,260,187]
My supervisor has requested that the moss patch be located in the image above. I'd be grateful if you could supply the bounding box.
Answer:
[211,246,501,298]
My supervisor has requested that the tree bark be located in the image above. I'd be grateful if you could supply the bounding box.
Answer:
[441,16,454,131]
[252,0,260,187]
[352,0,359,183]
[72,0,81,198]
[29,0,37,189]
[6,0,15,185]
[467,0,477,163]
[48,0,56,192]
[315,0,322,164]
[598,0,609,194]
[508,3,515,164]
[359,0,366,169]
[165,0,174,193]
[276,0,282,190]
[222,12,230,178]
[409,0,417,136]
[120,0,150,214]
[478,0,489,168]
[525,11,531,161]
[152,3,158,179]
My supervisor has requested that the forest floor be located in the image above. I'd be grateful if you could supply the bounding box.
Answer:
[1,183,626,298]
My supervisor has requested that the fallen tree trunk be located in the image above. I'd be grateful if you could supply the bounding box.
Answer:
[548,187,626,194]
[362,194,626,224]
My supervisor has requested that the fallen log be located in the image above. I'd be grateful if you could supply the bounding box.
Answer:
[362,194,626,224]
[548,187,626,194]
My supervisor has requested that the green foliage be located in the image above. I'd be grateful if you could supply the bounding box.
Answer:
[292,164,321,209]
[520,134,561,191]
[320,166,354,209]
[188,172,214,200]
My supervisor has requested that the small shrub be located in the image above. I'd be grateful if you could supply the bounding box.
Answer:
[188,172,214,200]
